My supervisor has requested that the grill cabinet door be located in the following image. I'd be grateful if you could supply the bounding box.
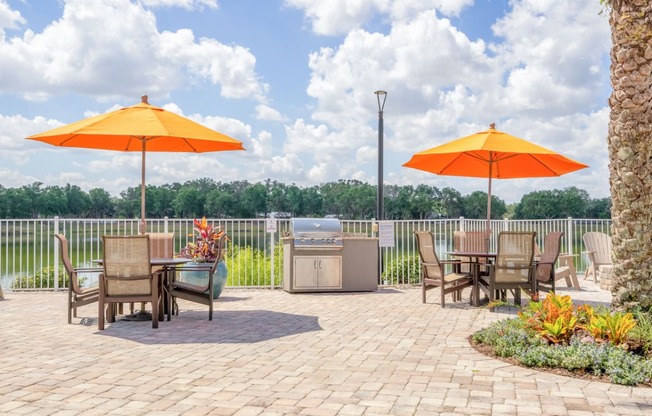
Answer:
[293,256,342,289]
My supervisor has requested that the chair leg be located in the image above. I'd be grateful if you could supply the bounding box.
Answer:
[422,279,426,304]
[98,301,105,330]
[151,294,158,329]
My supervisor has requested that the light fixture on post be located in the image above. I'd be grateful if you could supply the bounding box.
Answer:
[375,90,387,279]
[375,90,387,222]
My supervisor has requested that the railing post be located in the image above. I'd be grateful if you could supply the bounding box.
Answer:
[54,216,60,291]
[567,217,573,255]
[163,216,169,233]
[459,216,465,232]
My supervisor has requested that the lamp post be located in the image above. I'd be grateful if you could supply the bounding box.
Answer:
[375,90,387,222]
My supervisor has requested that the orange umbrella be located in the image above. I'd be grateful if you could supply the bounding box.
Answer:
[403,123,588,236]
[27,95,245,232]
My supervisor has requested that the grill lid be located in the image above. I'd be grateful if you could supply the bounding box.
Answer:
[291,218,343,249]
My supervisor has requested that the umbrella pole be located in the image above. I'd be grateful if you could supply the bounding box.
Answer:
[140,140,146,234]
[486,159,493,251]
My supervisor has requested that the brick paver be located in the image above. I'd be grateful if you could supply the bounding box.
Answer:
[1,280,650,415]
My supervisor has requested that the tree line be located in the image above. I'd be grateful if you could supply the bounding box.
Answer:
[0,179,611,220]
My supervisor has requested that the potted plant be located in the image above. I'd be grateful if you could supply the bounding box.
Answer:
[177,217,229,298]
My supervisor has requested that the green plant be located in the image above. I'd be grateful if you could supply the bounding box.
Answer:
[628,310,652,357]
[588,312,636,345]
[225,244,282,287]
[473,316,652,386]
[178,217,228,263]
[382,254,420,284]
[12,266,66,289]
[518,293,577,344]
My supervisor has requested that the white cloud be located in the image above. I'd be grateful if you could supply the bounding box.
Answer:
[284,0,474,35]
[0,0,25,32]
[255,104,285,122]
[0,0,267,102]
[138,0,217,10]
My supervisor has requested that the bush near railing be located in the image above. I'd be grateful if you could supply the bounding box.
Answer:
[383,255,420,285]
[12,266,67,290]
[225,243,283,287]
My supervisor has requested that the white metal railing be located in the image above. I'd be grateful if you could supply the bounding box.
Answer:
[0,217,612,291]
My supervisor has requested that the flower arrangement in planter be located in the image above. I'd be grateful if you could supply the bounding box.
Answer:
[178,217,228,263]
[176,217,229,299]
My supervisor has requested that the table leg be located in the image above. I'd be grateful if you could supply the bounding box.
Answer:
[472,260,479,307]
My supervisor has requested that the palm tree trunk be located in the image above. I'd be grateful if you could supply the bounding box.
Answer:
[607,0,652,308]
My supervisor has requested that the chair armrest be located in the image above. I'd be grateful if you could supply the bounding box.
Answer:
[73,267,103,273]
[439,259,462,265]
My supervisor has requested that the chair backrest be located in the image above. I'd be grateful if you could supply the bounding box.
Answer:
[454,231,487,253]
[414,230,443,279]
[536,232,563,283]
[582,232,612,265]
[495,231,536,283]
[55,234,80,293]
[148,232,174,258]
[101,235,152,296]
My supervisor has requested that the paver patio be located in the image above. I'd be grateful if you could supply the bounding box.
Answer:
[1,281,651,415]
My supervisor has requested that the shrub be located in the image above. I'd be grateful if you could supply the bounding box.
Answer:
[382,254,420,284]
[628,309,652,358]
[12,266,67,289]
[225,244,283,287]
[473,293,652,386]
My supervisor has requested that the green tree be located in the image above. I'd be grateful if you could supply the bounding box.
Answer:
[88,188,115,218]
[64,184,91,217]
[462,191,506,220]
[39,186,68,217]
[514,190,558,219]
[439,187,464,218]
[412,184,441,219]
[173,187,204,217]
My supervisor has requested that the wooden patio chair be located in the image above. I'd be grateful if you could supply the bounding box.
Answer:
[414,230,473,307]
[98,235,162,330]
[582,232,612,282]
[55,234,102,324]
[169,234,227,320]
[478,231,536,309]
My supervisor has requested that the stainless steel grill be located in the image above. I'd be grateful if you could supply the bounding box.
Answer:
[291,218,343,249]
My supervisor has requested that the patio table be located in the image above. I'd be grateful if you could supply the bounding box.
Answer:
[93,257,191,321]
[446,251,496,307]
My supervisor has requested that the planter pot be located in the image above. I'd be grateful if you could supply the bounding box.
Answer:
[178,260,228,299]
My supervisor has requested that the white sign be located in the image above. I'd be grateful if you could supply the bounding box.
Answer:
[265,218,277,233]
[378,221,395,247]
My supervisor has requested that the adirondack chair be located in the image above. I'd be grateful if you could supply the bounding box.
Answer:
[582,232,612,282]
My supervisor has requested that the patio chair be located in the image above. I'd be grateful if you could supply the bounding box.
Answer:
[169,234,227,320]
[453,230,489,275]
[144,232,175,318]
[534,232,580,293]
[149,232,174,259]
[582,232,612,282]
[55,234,102,324]
[414,230,473,307]
[478,231,536,309]
[98,235,162,330]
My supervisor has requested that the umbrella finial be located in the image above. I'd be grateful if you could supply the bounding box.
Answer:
[489,122,496,130]
[141,95,149,104]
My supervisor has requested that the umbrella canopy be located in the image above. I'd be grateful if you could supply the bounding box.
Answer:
[27,95,245,232]
[403,123,588,236]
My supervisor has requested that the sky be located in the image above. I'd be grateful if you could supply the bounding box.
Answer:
[0,0,612,204]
